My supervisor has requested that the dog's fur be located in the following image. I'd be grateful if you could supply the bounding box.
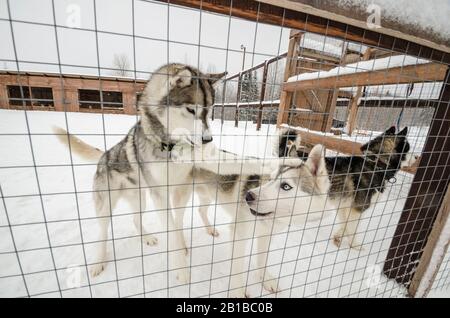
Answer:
[262,126,414,249]
[176,144,330,297]
[56,63,227,283]
[55,79,333,297]
[54,63,362,297]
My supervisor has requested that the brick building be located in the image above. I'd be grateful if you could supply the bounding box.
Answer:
[0,71,146,115]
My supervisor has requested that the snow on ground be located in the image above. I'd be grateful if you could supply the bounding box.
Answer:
[0,109,437,298]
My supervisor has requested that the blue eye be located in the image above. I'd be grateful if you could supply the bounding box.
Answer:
[281,182,292,191]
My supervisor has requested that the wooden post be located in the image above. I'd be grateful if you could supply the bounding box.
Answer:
[234,72,242,127]
[256,61,269,130]
[345,48,372,135]
[409,185,450,297]
[383,68,450,288]
[324,89,339,132]
[277,30,302,127]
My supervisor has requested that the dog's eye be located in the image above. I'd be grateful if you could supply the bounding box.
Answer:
[186,107,196,115]
[280,182,292,191]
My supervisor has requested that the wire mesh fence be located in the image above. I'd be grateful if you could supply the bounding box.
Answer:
[0,0,449,298]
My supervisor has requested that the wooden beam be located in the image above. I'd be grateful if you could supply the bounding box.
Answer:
[277,30,302,127]
[344,48,373,135]
[157,0,450,64]
[383,67,450,287]
[284,62,447,91]
[409,185,450,297]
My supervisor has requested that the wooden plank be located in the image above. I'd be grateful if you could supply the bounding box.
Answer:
[383,68,450,287]
[283,62,447,91]
[277,30,302,127]
[409,185,450,297]
[157,0,449,64]
[256,62,269,130]
[234,73,242,127]
[324,89,339,131]
[344,48,373,135]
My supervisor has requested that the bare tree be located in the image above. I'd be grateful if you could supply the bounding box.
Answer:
[112,53,130,77]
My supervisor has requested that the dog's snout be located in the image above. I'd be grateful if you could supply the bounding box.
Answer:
[245,191,256,203]
[202,136,213,144]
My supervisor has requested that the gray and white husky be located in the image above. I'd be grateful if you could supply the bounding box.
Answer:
[55,63,333,297]
[55,63,227,283]
[183,144,331,297]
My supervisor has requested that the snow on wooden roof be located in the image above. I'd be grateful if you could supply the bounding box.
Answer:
[287,55,429,82]
[258,0,450,53]
[341,82,444,100]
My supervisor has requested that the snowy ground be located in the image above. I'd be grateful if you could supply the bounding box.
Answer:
[0,109,447,298]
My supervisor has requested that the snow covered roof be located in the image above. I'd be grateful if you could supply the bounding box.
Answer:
[287,55,429,82]
[342,82,443,100]
[300,33,344,58]
[259,0,450,51]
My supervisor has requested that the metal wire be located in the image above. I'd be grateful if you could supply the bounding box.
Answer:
[0,0,448,298]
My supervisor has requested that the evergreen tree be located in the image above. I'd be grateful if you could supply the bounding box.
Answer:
[239,71,259,121]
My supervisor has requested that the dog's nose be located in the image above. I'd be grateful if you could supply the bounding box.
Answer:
[202,136,213,144]
[245,191,256,203]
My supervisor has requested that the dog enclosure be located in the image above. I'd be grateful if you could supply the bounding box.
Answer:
[0,0,449,298]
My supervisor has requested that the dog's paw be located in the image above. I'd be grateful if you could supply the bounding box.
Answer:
[228,287,250,298]
[143,235,158,246]
[262,274,280,294]
[207,227,219,237]
[90,263,105,278]
[176,269,191,285]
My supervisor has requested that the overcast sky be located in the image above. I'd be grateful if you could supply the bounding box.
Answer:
[0,0,290,79]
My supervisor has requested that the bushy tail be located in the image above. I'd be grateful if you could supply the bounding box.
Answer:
[52,126,103,160]
[276,128,301,157]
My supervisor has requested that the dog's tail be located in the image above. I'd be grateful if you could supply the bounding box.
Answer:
[52,126,103,160]
[276,128,301,157]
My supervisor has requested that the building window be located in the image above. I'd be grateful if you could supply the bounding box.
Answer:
[30,87,54,107]
[79,89,123,110]
[8,85,31,106]
[7,86,54,107]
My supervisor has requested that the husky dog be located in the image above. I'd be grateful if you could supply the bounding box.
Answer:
[55,63,227,282]
[253,126,414,249]
[170,144,330,297]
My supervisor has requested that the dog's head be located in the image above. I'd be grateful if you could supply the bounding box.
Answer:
[142,63,227,145]
[360,126,414,168]
[245,144,330,222]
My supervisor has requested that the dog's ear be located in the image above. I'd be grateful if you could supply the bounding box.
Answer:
[397,126,408,136]
[288,144,298,157]
[305,144,327,177]
[385,126,396,135]
[207,72,228,86]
